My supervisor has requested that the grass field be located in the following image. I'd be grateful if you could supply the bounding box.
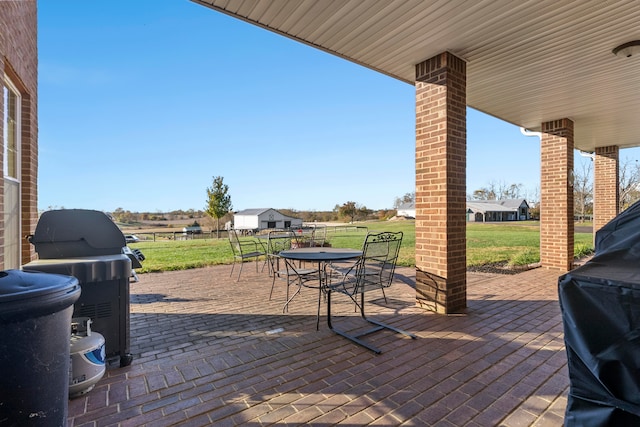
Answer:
[128,220,594,273]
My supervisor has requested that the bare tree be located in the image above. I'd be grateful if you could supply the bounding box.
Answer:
[620,159,640,211]
[573,160,593,222]
[571,156,640,218]
[471,187,496,200]
[503,183,524,199]
[471,181,523,200]
[491,181,523,199]
[393,192,415,208]
[523,186,540,206]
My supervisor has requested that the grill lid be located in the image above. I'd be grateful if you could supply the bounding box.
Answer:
[29,209,126,259]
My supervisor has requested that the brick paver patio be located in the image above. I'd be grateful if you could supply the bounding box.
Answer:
[67,263,569,426]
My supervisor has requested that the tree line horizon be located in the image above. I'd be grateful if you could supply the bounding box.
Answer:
[109,160,640,227]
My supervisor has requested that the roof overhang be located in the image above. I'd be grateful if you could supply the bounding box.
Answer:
[193,0,640,153]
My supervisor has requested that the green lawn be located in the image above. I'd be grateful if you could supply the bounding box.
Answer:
[129,221,594,273]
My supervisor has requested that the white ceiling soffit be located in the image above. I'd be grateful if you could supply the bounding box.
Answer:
[193,0,640,152]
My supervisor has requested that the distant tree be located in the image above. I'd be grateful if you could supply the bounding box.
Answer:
[524,186,540,208]
[358,206,372,219]
[338,201,358,223]
[112,207,125,221]
[393,192,415,208]
[471,181,523,200]
[279,208,298,219]
[111,207,135,223]
[378,209,396,220]
[205,176,232,239]
[502,183,524,199]
[528,201,540,220]
[572,157,640,215]
[619,159,640,211]
[471,188,496,200]
[573,160,593,222]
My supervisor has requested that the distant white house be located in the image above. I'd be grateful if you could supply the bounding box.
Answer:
[397,203,416,218]
[232,208,303,231]
[466,199,530,222]
[396,199,531,222]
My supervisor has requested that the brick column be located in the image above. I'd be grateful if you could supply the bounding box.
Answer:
[414,52,467,314]
[540,119,574,271]
[593,146,619,233]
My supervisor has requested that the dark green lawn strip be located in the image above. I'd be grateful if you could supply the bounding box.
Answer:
[130,221,593,273]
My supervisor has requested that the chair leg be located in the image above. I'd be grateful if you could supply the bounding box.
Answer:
[269,275,276,300]
[378,272,389,303]
[380,286,388,304]
[255,256,267,273]
[356,291,417,341]
[230,259,243,281]
[316,265,327,330]
[236,261,243,282]
[283,275,302,314]
[327,290,382,354]
[326,290,417,354]
[316,284,322,331]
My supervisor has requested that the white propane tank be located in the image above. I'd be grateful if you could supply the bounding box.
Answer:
[69,317,106,398]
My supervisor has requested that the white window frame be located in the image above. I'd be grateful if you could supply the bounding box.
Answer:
[3,76,22,269]
[3,77,20,181]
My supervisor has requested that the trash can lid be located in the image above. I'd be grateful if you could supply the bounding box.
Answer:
[0,269,80,322]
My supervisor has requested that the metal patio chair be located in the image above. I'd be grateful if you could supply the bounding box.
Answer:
[290,226,314,248]
[264,230,294,277]
[267,231,319,315]
[310,225,327,247]
[326,231,416,353]
[326,230,395,305]
[228,228,266,281]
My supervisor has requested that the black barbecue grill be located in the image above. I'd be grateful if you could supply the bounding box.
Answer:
[23,209,142,367]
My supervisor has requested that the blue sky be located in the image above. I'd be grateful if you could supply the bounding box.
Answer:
[37,1,629,213]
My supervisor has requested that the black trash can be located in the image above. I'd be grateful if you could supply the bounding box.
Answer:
[0,269,80,427]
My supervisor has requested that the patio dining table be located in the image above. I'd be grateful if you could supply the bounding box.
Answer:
[278,247,363,330]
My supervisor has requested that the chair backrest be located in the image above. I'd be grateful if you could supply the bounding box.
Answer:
[267,230,294,254]
[288,226,313,248]
[311,225,326,247]
[228,229,242,255]
[355,231,403,292]
[266,231,296,273]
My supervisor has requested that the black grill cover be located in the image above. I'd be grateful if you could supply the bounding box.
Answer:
[29,209,126,259]
[594,199,640,255]
[559,201,640,425]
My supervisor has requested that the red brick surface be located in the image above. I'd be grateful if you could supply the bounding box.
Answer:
[67,264,568,426]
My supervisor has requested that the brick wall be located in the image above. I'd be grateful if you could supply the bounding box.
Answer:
[0,1,38,267]
[540,119,574,271]
[414,52,467,314]
[593,146,619,233]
